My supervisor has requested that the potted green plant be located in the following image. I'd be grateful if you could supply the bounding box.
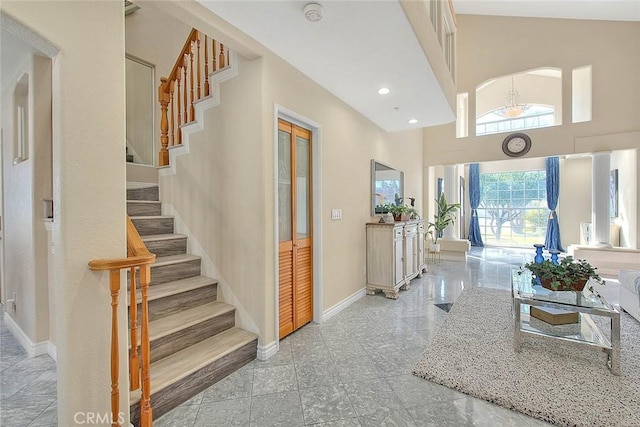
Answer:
[520,256,605,291]
[382,203,420,221]
[427,193,460,251]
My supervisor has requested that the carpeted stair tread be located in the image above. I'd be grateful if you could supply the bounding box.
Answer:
[137,301,235,345]
[130,327,258,405]
[142,233,187,243]
[127,275,217,306]
[152,254,201,267]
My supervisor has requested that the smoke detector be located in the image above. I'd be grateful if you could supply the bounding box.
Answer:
[303,3,324,23]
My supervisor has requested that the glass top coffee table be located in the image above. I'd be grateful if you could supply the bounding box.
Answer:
[512,269,620,375]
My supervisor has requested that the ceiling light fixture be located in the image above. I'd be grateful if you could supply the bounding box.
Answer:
[499,76,530,118]
[377,87,390,95]
[303,3,324,22]
[408,119,418,124]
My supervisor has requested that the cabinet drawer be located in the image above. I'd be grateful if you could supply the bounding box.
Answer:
[405,224,418,235]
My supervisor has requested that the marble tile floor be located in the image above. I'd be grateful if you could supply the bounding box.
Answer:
[0,247,620,426]
[0,308,57,427]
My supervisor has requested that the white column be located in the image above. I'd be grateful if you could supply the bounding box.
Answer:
[591,152,612,247]
[443,164,459,239]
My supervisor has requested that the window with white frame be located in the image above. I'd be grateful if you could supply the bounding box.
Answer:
[475,68,562,137]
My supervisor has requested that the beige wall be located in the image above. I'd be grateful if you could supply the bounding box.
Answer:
[1,52,52,344]
[125,1,192,166]
[160,55,266,341]
[262,54,423,343]
[2,2,128,426]
[559,156,592,246]
[424,15,640,246]
[149,3,423,348]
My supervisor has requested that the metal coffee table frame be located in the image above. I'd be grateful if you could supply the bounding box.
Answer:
[512,270,620,375]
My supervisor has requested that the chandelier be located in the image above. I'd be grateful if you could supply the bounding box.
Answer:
[499,76,529,118]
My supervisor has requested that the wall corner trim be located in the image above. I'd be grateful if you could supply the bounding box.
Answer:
[321,287,366,323]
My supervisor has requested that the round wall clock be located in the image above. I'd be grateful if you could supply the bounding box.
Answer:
[502,133,532,157]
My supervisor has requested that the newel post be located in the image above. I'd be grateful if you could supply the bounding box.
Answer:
[158,77,170,166]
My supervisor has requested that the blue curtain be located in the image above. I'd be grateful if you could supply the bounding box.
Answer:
[468,163,484,247]
[544,157,564,251]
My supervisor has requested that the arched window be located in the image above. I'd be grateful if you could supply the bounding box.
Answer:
[476,104,555,136]
[475,68,562,137]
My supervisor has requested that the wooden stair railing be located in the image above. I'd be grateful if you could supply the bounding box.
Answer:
[158,28,230,166]
[89,216,156,427]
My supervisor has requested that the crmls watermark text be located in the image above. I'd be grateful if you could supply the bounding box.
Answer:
[74,412,125,425]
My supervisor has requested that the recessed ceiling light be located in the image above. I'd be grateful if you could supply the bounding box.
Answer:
[377,87,390,95]
[408,119,418,124]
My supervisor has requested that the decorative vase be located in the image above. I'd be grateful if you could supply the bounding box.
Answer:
[383,213,394,223]
[533,244,545,263]
[539,278,588,292]
[430,243,441,252]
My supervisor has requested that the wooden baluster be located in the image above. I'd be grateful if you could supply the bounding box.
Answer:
[183,55,188,124]
[189,44,195,122]
[158,78,170,166]
[219,42,225,68]
[212,39,218,73]
[129,267,139,391]
[196,34,202,101]
[169,81,174,147]
[176,71,182,145]
[138,264,153,427]
[109,270,121,427]
[204,36,210,96]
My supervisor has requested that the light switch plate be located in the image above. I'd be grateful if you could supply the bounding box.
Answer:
[331,209,342,220]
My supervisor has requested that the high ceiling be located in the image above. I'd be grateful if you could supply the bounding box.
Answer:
[454,0,640,22]
[198,0,638,133]
[198,1,455,132]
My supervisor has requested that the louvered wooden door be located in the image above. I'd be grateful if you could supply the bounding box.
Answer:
[278,119,313,339]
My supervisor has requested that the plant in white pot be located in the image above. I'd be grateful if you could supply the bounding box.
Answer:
[427,193,460,252]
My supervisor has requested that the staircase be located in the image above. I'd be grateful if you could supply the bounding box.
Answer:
[126,183,257,425]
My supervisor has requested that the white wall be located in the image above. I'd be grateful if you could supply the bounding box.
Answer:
[2,3,128,426]
[612,149,637,247]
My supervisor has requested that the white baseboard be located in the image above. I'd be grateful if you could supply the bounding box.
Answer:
[4,313,49,358]
[322,288,366,322]
[47,342,57,361]
[257,341,278,361]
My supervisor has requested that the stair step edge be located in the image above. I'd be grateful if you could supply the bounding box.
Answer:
[127,275,218,305]
[142,234,187,242]
[130,215,173,220]
[152,254,201,267]
[127,200,162,204]
[130,327,258,404]
[131,301,235,345]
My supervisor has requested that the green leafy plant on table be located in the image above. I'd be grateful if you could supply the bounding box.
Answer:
[519,256,605,291]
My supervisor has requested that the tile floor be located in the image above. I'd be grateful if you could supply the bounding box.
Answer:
[0,247,619,426]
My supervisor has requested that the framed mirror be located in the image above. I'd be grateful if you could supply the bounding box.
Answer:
[371,159,403,215]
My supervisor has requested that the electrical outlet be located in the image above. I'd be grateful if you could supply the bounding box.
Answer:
[331,209,342,220]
